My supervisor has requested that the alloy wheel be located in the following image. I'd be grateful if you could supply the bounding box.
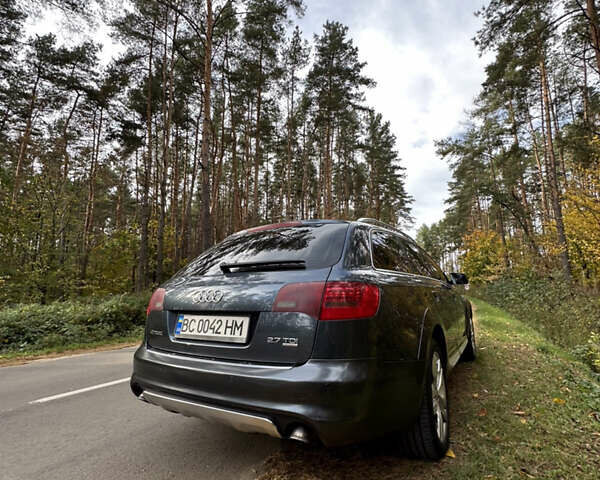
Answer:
[431,351,448,442]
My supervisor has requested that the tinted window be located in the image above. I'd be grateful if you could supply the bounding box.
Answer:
[178,223,349,277]
[371,230,422,274]
[406,241,447,281]
[344,226,371,269]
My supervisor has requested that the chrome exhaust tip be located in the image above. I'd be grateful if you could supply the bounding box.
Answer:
[137,392,149,403]
[288,425,310,443]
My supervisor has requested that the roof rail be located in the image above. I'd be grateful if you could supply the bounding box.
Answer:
[356,218,410,237]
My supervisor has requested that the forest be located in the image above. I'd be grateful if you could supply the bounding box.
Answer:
[1,0,599,367]
[1,3,599,477]
[415,0,600,362]
[418,0,600,287]
[0,0,412,304]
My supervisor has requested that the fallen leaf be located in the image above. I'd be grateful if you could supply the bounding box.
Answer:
[520,418,527,424]
[446,448,456,458]
[478,408,488,417]
[553,398,566,405]
[473,393,479,399]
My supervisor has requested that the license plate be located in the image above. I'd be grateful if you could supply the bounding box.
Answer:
[174,314,250,343]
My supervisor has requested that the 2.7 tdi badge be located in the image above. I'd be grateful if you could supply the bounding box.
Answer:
[267,336,298,347]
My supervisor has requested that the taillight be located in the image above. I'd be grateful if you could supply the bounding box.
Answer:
[272,281,380,321]
[320,282,380,320]
[147,288,166,316]
[272,282,325,319]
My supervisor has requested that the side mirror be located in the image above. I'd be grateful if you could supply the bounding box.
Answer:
[450,272,469,285]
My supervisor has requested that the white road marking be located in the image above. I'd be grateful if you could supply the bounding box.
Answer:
[29,377,130,404]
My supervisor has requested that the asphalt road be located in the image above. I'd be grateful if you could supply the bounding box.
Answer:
[0,346,279,480]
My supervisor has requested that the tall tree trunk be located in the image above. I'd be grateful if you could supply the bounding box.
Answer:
[508,99,537,253]
[582,47,592,126]
[300,121,308,219]
[81,107,103,282]
[253,41,264,223]
[137,17,156,293]
[200,0,214,251]
[549,75,567,182]
[540,60,572,280]
[525,105,549,226]
[13,73,40,204]
[61,91,80,180]
[587,0,600,74]
[284,67,295,220]
[182,109,202,259]
[227,63,240,232]
[211,54,227,218]
[243,101,252,226]
[156,9,178,282]
[324,121,333,218]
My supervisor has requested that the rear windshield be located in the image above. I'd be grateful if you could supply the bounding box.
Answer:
[178,223,349,277]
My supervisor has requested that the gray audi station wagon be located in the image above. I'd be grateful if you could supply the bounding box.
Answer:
[131,218,476,459]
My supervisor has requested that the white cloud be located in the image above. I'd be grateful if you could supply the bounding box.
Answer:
[300,0,488,235]
[24,7,124,65]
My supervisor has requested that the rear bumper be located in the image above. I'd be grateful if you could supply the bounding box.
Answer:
[131,344,425,446]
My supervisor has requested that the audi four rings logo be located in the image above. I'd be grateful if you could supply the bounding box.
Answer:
[192,289,224,303]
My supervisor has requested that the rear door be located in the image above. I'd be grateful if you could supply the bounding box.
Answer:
[146,222,349,365]
[369,229,432,361]
[407,242,465,357]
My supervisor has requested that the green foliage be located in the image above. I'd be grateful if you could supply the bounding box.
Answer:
[362,111,412,226]
[86,228,139,295]
[0,294,148,353]
[471,274,600,370]
[1,2,413,303]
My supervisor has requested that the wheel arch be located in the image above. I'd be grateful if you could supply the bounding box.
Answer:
[431,324,448,368]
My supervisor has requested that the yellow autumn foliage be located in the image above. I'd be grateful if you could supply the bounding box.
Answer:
[563,169,600,285]
[461,230,506,283]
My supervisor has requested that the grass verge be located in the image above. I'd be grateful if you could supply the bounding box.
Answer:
[0,330,143,366]
[257,299,600,480]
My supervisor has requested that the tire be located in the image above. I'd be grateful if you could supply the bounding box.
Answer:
[402,340,449,460]
[460,305,477,362]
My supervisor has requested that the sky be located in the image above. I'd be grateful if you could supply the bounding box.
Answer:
[297,0,489,234]
[29,0,489,236]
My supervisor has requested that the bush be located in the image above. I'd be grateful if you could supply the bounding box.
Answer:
[471,274,600,370]
[0,294,148,353]
[583,333,600,373]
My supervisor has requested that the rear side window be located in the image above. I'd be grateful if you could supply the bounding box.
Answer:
[371,230,422,274]
[179,223,349,277]
[344,226,371,269]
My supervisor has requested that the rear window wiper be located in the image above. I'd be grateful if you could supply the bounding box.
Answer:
[220,260,306,273]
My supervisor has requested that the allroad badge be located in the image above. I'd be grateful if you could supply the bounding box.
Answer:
[192,289,224,303]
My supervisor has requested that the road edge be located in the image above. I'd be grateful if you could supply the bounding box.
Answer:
[0,340,141,367]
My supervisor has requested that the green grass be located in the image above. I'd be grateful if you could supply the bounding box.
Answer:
[0,329,143,365]
[257,299,600,480]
